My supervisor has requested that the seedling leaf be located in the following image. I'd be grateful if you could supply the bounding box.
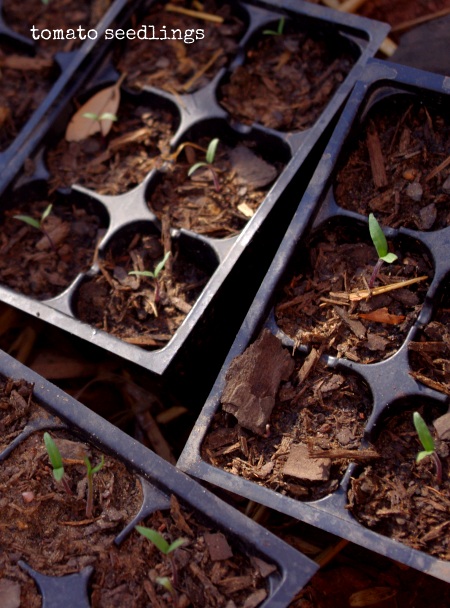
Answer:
[43,432,64,482]
[136,526,170,554]
[13,215,41,230]
[41,203,53,222]
[413,411,435,456]
[188,161,207,177]
[205,137,219,164]
[369,213,388,258]
[153,251,171,278]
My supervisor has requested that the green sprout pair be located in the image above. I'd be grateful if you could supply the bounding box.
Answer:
[136,526,187,603]
[413,412,442,484]
[368,213,398,288]
[14,203,56,251]
[188,138,221,191]
[43,432,104,517]
[129,251,171,314]
[263,17,285,36]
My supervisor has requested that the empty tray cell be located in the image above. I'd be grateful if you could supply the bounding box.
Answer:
[0,189,107,300]
[218,17,355,132]
[409,279,450,396]
[2,0,102,51]
[202,328,373,502]
[0,42,54,151]
[116,1,246,95]
[334,95,450,230]
[274,218,433,364]
[46,90,180,195]
[147,130,288,238]
[348,401,450,560]
[73,224,216,349]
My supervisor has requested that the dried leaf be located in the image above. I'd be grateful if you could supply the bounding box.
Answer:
[65,75,125,142]
[349,587,397,606]
[358,307,405,325]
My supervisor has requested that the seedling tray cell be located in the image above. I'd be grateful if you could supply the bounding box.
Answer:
[178,60,450,583]
[0,348,318,607]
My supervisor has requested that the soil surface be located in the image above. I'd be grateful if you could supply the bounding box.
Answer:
[74,229,212,349]
[334,98,450,230]
[148,137,283,237]
[0,377,270,607]
[274,221,432,364]
[0,198,104,300]
[203,331,373,502]
[0,46,53,152]
[117,1,245,95]
[2,0,108,51]
[348,405,450,560]
[409,288,450,396]
[47,101,177,195]
[219,22,354,132]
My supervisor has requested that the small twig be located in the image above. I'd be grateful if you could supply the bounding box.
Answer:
[426,154,450,182]
[165,3,224,23]
[182,49,223,92]
[308,446,380,461]
[391,8,450,33]
[329,275,428,303]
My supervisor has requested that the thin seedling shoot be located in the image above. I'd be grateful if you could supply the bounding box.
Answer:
[135,526,187,604]
[84,455,105,518]
[413,411,442,484]
[128,251,171,315]
[188,137,221,191]
[368,213,398,288]
[263,16,286,36]
[14,204,56,251]
[43,432,72,495]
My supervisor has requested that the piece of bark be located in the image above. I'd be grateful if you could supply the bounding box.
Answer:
[204,532,233,561]
[221,329,294,434]
[283,443,331,482]
[366,121,388,188]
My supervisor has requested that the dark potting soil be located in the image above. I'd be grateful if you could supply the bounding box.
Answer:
[348,405,450,560]
[116,1,245,95]
[0,46,53,152]
[2,0,105,51]
[47,102,177,195]
[409,288,450,397]
[203,334,373,502]
[274,222,433,364]
[147,138,282,238]
[334,99,450,231]
[0,377,271,607]
[74,230,212,349]
[219,22,354,132]
[0,198,104,300]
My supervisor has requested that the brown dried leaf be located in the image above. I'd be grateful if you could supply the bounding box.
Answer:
[358,307,405,325]
[65,75,124,142]
[349,587,397,606]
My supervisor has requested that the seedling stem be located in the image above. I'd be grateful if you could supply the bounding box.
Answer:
[368,213,398,288]
[413,411,442,483]
[43,432,72,495]
[188,138,221,191]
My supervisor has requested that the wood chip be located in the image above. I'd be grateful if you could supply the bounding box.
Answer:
[366,121,388,188]
[204,532,233,561]
[283,443,331,482]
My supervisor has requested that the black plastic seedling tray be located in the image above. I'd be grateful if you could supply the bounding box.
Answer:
[0,1,389,377]
[0,346,319,606]
[177,59,450,583]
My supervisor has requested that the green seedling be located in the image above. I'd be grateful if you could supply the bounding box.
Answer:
[43,432,72,495]
[368,213,398,288]
[82,111,118,133]
[188,137,221,191]
[128,251,171,313]
[413,411,442,483]
[263,16,285,36]
[155,576,177,605]
[136,525,187,592]
[14,203,56,251]
[84,455,105,519]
